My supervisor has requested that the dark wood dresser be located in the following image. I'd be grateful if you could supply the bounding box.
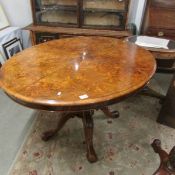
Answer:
[141,0,175,40]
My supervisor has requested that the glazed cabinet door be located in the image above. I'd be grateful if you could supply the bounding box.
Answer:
[31,0,79,27]
[82,0,129,30]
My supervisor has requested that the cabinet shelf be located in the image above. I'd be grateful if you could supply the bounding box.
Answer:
[40,0,78,6]
[83,8,126,13]
[40,5,78,11]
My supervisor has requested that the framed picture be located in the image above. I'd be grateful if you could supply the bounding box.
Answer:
[3,39,23,59]
[0,4,9,30]
[3,38,17,48]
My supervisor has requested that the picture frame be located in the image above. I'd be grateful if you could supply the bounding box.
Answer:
[3,38,18,48]
[0,51,4,66]
[0,4,9,30]
[3,39,23,59]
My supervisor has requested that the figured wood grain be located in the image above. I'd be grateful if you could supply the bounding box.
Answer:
[0,37,156,111]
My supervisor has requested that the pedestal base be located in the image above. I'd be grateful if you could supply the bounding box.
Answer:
[42,107,119,163]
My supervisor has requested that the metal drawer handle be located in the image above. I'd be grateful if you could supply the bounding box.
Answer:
[158,31,164,37]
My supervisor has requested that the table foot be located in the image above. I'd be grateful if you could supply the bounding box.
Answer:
[151,139,175,174]
[82,111,98,163]
[42,111,97,163]
[101,106,119,119]
[42,113,73,141]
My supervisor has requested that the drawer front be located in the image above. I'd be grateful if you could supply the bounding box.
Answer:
[146,28,175,40]
[35,33,59,44]
[150,0,175,8]
[149,7,175,29]
[59,34,77,39]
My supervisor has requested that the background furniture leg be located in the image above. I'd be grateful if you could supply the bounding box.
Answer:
[82,111,98,163]
[151,139,175,175]
[142,86,165,100]
[101,106,119,118]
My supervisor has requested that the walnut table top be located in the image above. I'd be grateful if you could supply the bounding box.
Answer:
[0,37,156,111]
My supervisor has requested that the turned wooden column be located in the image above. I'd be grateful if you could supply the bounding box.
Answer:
[81,111,97,163]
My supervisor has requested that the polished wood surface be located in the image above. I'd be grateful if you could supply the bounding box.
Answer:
[0,36,156,111]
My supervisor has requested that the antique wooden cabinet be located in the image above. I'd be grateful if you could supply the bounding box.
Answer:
[26,0,133,45]
[141,0,175,40]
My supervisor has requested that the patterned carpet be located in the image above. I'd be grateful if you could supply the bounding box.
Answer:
[8,81,175,175]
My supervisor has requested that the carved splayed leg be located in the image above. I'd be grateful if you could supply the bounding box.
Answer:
[42,113,74,141]
[151,139,175,175]
[82,111,98,163]
[101,106,119,118]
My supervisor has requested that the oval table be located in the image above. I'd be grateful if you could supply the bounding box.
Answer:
[0,36,156,163]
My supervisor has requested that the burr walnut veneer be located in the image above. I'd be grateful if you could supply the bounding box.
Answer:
[0,37,156,162]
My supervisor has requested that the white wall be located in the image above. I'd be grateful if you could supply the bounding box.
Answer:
[134,0,147,32]
[0,0,32,27]
[128,0,146,33]
[0,0,146,32]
